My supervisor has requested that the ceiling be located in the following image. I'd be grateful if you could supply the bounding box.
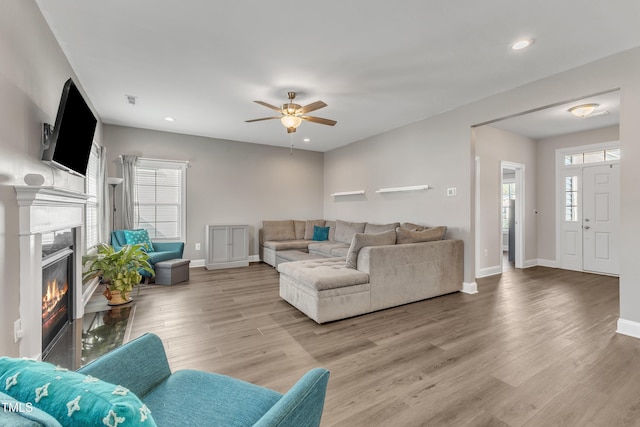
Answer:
[35,1,640,152]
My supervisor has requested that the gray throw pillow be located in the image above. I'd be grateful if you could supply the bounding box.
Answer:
[346,230,397,269]
[364,222,400,234]
[396,226,447,244]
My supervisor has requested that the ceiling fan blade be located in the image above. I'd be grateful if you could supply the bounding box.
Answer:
[298,101,327,114]
[301,116,337,126]
[254,100,282,112]
[245,116,281,123]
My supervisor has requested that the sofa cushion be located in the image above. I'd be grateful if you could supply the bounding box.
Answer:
[262,240,310,251]
[396,226,447,244]
[330,246,350,257]
[325,221,336,241]
[142,370,281,427]
[346,230,397,268]
[334,220,367,244]
[312,226,330,241]
[0,391,62,426]
[124,229,155,252]
[400,222,428,231]
[304,220,326,240]
[278,258,369,291]
[308,242,349,257]
[0,357,156,427]
[364,222,400,234]
[148,251,183,265]
[293,220,306,240]
[262,220,296,241]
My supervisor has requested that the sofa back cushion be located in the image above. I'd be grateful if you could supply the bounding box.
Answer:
[304,220,326,240]
[0,357,156,427]
[364,222,400,234]
[346,230,397,268]
[325,220,336,241]
[400,222,428,231]
[334,220,367,244]
[262,220,296,241]
[396,226,447,244]
[293,220,306,240]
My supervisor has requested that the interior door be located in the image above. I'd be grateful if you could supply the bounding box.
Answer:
[582,164,620,274]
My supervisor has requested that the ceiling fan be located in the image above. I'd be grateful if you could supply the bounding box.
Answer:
[246,92,337,133]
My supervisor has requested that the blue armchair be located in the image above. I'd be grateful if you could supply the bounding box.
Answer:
[0,334,330,426]
[111,230,185,276]
[78,333,330,426]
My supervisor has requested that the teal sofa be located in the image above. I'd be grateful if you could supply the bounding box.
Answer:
[0,333,330,426]
[111,230,185,276]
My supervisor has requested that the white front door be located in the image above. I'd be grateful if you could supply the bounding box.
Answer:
[582,164,620,275]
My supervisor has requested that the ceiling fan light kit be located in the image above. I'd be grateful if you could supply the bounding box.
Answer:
[246,91,337,133]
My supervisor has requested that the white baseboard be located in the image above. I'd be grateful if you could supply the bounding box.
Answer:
[617,318,640,339]
[462,282,478,294]
[524,259,539,268]
[477,266,501,278]
[189,259,205,268]
[536,258,558,268]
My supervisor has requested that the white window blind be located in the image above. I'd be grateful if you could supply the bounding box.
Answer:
[133,159,187,241]
[85,144,100,249]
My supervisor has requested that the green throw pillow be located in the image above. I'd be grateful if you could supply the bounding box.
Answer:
[312,226,330,241]
[123,229,155,252]
[0,358,156,427]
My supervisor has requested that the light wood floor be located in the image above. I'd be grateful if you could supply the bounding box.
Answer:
[127,263,640,426]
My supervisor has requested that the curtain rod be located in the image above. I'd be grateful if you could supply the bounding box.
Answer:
[117,155,190,166]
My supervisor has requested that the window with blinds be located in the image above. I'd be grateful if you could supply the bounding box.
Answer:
[85,144,100,249]
[133,159,187,241]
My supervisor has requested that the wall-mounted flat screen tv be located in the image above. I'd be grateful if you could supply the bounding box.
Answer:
[42,78,97,177]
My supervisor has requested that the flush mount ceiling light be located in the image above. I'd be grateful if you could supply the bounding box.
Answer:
[164,117,175,122]
[568,103,599,117]
[510,38,535,50]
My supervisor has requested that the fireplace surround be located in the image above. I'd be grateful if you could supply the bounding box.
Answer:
[15,186,90,359]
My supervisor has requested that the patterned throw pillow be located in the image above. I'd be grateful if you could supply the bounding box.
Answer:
[123,229,155,252]
[0,357,156,427]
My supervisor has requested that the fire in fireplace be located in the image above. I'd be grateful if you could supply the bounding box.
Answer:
[41,230,75,358]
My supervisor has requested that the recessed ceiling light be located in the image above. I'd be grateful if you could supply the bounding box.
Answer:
[164,117,175,122]
[303,138,310,142]
[510,38,535,50]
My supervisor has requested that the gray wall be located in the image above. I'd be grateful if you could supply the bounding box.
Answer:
[475,125,537,274]
[0,1,102,355]
[535,125,619,262]
[324,45,640,322]
[102,125,324,260]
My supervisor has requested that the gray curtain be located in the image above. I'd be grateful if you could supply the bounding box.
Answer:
[122,155,138,230]
[98,146,110,242]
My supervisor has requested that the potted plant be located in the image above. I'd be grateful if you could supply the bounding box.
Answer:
[83,243,155,305]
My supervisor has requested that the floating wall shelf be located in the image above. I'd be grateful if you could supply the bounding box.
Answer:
[375,185,429,194]
[330,190,366,197]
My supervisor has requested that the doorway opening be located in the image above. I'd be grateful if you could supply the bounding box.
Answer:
[501,162,524,271]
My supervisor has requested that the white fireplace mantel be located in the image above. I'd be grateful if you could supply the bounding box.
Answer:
[15,186,87,359]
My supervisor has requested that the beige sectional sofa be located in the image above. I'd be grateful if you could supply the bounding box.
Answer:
[260,219,464,323]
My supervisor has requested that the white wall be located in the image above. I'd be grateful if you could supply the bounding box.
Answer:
[324,46,640,329]
[475,125,537,275]
[102,125,324,260]
[0,1,102,356]
[536,125,619,263]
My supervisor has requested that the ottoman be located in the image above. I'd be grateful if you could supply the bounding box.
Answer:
[154,258,190,285]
